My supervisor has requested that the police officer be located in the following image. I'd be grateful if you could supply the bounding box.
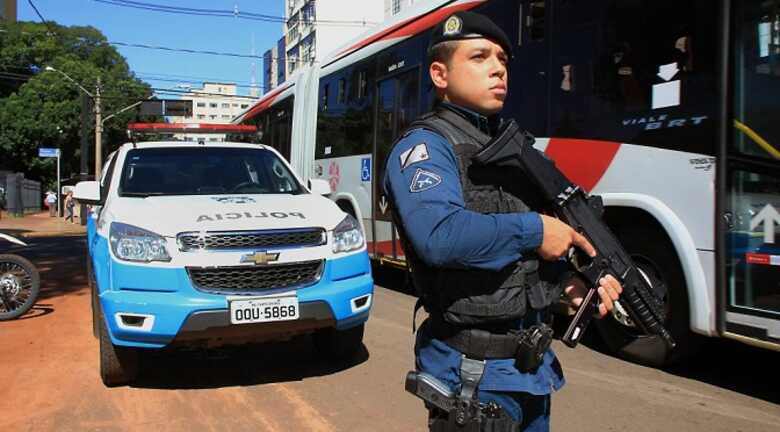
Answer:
[383,11,623,431]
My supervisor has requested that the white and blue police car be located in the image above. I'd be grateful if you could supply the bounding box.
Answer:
[74,125,373,386]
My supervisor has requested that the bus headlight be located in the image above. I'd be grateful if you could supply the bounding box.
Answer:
[332,214,364,254]
[110,222,171,263]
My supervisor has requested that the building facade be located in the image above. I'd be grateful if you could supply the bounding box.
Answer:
[1,0,17,22]
[262,0,384,94]
[384,0,426,19]
[174,83,257,141]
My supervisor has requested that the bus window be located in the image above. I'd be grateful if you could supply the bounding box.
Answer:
[726,170,780,316]
[549,0,718,154]
[315,67,374,160]
[732,0,780,161]
[725,0,780,321]
[527,1,545,43]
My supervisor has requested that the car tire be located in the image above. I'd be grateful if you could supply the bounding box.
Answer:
[98,310,139,387]
[313,323,365,360]
[594,226,701,367]
[89,259,99,339]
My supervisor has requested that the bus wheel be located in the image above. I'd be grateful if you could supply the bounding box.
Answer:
[594,226,701,367]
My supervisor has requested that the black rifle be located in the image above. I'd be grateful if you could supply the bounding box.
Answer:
[473,120,675,349]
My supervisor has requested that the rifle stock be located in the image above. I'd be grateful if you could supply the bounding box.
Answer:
[474,121,675,349]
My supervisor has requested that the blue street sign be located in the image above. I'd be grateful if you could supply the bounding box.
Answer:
[361,157,371,182]
[39,148,60,158]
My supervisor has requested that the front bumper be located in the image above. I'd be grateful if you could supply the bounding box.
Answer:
[95,243,374,349]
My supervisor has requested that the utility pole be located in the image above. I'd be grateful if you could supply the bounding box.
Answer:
[94,77,103,176]
[80,93,91,226]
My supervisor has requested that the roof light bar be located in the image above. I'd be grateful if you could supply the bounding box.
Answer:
[127,123,258,134]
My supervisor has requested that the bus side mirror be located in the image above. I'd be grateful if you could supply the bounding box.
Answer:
[74,181,103,205]
[308,179,331,196]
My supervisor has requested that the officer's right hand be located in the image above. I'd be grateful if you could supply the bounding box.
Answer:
[537,214,596,261]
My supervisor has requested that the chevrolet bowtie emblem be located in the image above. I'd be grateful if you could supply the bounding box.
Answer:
[241,251,280,265]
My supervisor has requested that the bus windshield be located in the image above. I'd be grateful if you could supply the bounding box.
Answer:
[119,147,303,197]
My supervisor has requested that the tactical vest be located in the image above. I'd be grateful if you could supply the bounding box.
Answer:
[390,106,559,328]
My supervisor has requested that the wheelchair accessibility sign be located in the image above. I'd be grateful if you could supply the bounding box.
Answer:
[361,158,371,182]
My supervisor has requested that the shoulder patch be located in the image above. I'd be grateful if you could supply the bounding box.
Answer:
[410,169,442,193]
[399,143,430,170]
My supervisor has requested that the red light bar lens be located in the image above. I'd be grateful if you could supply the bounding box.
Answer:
[127,123,257,134]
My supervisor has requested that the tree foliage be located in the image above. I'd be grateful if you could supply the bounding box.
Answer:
[0,21,152,185]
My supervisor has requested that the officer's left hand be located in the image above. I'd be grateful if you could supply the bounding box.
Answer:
[564,275,623,318]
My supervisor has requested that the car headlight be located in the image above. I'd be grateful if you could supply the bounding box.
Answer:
[110,222,171,263]
[332,214,364,253]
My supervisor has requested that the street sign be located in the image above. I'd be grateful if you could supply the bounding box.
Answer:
[140,99,193,117]
[39,148,60,158]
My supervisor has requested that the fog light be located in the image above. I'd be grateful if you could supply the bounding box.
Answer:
[115,313,155,331]
[350,294,372,313]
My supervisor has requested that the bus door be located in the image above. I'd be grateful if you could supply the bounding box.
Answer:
[371,69,419,262]
[722,0,780,348]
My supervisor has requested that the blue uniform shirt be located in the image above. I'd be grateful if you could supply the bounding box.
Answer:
[382,104,565,398]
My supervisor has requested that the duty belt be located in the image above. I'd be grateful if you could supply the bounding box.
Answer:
[437,327,520,359]
[430,319,554,372]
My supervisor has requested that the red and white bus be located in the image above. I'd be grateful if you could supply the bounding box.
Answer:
[235,0,780,366]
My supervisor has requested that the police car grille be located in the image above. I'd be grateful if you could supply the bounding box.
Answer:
[187,260,323,294]
[177,229,325,251]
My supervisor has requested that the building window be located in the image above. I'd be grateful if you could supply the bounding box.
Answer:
[197,114,205,119]
[241,104,249,109]
[209,102,218,108]
[221,103,230,108]
[197,102,206,107]
[232,103,239,107]
[222,115,231,120]
[209,115,217,120]
[392,0,401,15]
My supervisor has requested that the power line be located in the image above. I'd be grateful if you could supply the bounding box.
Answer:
[110,40,264,60]
[25,0,62,40]
[0,60,267,95]
[93,0,378,27]
[137,75,260,89]
[0,73,31,82]
[1,27,313,65]
[136,71,256,86]
[26,0,49,26]
[112,40,315,64]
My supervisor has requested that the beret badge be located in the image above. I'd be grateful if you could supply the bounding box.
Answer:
[443,15,462,36]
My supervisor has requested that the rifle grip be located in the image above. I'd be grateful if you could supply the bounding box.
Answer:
[562,287,598,348]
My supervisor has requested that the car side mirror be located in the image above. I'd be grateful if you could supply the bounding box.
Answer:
[308,178,331,196]
[74,181,102,205]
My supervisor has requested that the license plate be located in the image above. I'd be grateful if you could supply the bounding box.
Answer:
[228,294,300,325]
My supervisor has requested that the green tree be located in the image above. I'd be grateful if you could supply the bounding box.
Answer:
[0,21,152,185]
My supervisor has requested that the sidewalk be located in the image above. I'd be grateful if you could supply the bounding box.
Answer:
[0,211,86,238]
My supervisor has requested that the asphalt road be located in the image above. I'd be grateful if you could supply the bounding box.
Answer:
[1,236,779,431]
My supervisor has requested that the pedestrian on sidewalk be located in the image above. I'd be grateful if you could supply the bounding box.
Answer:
[64,191,75,223]
[45,190,57,217]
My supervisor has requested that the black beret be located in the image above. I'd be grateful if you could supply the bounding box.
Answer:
[428,11,512,58]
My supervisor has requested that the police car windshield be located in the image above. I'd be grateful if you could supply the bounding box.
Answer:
[119,147,304,197]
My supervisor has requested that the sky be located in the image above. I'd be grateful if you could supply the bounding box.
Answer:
[17,0,287,97]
